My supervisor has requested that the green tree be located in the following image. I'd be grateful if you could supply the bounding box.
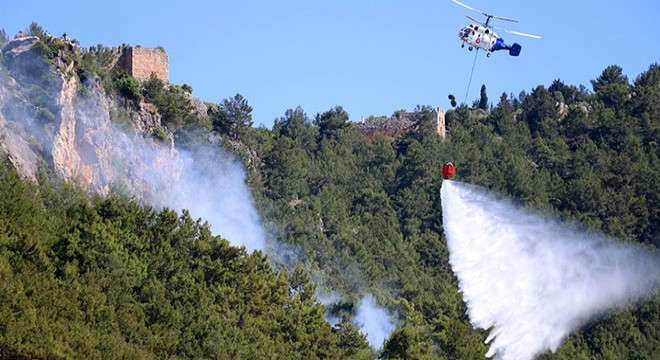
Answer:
[381,327,435,359]
[27,22,46,38]
[315,106,350,140]
[212,93,253,139]
[142,74,202,131]
[549,78,581,105]
[522,85,559,137]
[591,65,630,109]
[273,107,318,150]
[478,84,488,110]
[142,73,165,103]
[115,74,142,102]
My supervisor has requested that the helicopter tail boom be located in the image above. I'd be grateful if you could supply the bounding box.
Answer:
[491,38,522,56]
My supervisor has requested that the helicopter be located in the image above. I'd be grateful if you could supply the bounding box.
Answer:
[451,0,540,57]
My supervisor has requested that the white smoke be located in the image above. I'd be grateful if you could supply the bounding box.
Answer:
[441,180,660,360]
[314,269,397,349]
[134,141,266,251]
[70,99,395,349]
[162,145,266,252]
[0,44,399,349]
[1,42,264,250]
[353,295,396,350]
[55,104,267,252]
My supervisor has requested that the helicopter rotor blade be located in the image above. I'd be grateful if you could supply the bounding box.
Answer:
[492,25,541,39]
[465,15,487,28]
[452,0,518,23]
[451,0,482,14]
[506,29,541,39]
[491,15,518,23]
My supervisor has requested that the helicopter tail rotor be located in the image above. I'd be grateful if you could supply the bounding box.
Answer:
[509,43,522,56]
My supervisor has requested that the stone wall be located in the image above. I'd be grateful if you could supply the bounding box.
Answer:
[118,46,168,83]
[352,116,415,140]
[352,107,446,140]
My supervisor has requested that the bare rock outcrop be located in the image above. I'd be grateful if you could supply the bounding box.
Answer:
[0,80,40,181]
[185,91,208,118]
[0,35,182,199]
[2,36,39,65]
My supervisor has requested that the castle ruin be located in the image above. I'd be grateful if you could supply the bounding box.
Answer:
[117,46,169,83]
[352,107,446,140]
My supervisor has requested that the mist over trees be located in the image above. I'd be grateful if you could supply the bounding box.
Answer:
[1,24,659,359]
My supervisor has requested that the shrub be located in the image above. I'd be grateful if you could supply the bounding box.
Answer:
[115,74,142,101]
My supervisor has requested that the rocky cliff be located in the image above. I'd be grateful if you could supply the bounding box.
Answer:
[0,35,181,198]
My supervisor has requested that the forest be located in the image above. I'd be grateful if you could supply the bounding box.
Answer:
[1,24,658,359]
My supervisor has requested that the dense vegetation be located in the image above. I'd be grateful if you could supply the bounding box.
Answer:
[1,23,659,358]
[0,159,373,359]
[256,105,487,358]
[242,64,659,358]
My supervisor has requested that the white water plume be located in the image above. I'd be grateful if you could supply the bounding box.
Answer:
[441,180,660,360]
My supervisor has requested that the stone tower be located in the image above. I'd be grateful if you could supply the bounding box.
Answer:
[119,46,168,83]
[436,107,446,140]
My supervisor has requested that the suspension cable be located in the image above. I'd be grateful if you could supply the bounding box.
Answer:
[463,50,479,105]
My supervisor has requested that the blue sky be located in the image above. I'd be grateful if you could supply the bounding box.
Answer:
[3,0,659,127]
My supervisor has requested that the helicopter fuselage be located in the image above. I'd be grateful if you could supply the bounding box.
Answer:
[458,23,521,57]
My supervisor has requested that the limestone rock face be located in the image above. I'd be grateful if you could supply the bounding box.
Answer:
[0,36,184,199]
[185,91,209,118]
[51,64,116,194]
[2,36,39,64]
[0,80,40,181]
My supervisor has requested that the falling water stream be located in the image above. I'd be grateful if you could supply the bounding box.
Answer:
[441,180,659,360]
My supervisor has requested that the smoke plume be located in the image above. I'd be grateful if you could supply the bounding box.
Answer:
[0,43,394,348]
[67,103,266,252]
[441,180,660,360]
[353,295,396,350]
[157,145,266,252]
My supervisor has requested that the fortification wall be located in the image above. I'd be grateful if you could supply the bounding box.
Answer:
[118,46,169,83]
[352,107,446,140]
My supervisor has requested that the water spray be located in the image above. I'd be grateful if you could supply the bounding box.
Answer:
[441,180,659,360]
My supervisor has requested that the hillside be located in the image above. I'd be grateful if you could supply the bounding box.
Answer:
[1,24,659,359]
[253,68,660,359]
